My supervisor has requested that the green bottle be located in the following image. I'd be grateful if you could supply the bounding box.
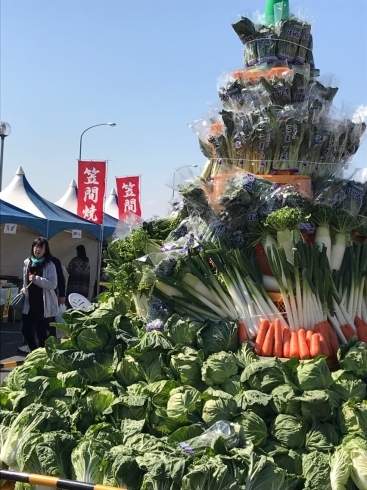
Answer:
[264,0,289,25]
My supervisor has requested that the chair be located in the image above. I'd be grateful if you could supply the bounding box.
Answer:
[68,293,91,309]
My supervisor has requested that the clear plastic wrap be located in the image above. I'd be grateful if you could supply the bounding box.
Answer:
[179,421,247,456]
[251,182,312,219]
[232,13,317,71]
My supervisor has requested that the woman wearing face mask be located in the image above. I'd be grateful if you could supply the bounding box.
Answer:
[21,237,59,351]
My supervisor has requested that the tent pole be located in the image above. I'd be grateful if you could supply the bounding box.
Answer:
[96,223,104,297]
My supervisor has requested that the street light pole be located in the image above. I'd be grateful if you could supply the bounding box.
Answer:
[171,164,198,201]
[0,122,11,192]
[78,122,116,161]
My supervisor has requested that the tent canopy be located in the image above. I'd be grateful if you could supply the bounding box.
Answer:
[105,188,119,219]
[55,179,118,239]
[0,199,48,236]
[0,167,102,239]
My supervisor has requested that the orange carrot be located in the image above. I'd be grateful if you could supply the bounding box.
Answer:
[341,324,356,341]
[254,319,270,355]
[283,325,291,358]
[238,320,248,345]
[357,325,367,343]
[273,318,283,358]
[306,329,313,350]
[289,331,299,358]
[324,321,339,357]
[355,316,367,343]
[298,328,310,360]
[355,316,365,330]
[317,323,333,357]
[318,331,331,357]
[309,333,322,358]
[261,323,275,357]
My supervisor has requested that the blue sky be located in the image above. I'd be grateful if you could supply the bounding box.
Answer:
[1,0,367,218]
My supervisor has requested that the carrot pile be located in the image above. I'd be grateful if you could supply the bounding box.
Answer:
[250,318,363,360]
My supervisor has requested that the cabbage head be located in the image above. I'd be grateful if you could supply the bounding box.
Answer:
[343,435,367,490]
[305,422,340,452]
[271,414,308,449]
[299,389,340,423]
[201,397,237,426]
[197,319,239,357]
[234,410,267,447]
[201,352,238,386]
[164,314,201,347]
[331,370,367,402]
[302,450,332,490]
[296,357,333,391]
[170,347,204,385]
[241,358,288,393]
[234,390,273,422]
[338,339,367,380]
[338,399,367,438]
[271,385,301,416]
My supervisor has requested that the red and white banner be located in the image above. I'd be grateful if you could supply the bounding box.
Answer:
[116,175,142,220]
[77,160,107,225]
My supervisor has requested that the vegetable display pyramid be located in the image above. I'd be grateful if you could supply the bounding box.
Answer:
[2,2,367,489]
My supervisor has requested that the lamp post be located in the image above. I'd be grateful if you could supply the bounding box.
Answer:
[0,122,11,192]
[78,122,116,161]
[171,164,198,201]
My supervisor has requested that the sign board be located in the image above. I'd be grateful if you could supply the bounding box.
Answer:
[72,230,82,239]
[3,223,17,234]
[77,160,107,224]
[116,175,142,220]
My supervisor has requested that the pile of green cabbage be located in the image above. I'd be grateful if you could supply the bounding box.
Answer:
[1,299,367,490]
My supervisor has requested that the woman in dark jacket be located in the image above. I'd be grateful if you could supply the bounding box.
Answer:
[66,244,91,300]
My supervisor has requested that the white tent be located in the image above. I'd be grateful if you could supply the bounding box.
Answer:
[55,180,118,238]
[0,168,101,299]
[55,179,78,213]
[104,188,119,219]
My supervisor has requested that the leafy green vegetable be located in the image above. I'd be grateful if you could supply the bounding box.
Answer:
[271,414,308,449]
[166,386,201,419]
[197,319,239,357]
[102,445,144,490]
[299,390,340,423]
[297,357,334,391]
[241,358,289,393]
[338,339,367,380]
[182,454,238,490]
[114,355,144,387]
[331,370,367,402]
[235,410,268,447]
[201,397,237,426]
[201,352,238,386]
[170,347,204,386]
[234,390,273,422]
[330,444,351,490]
[0,403,71,469]
[17,430,80,479]
[71,437,112,484]
[302,450,332,490]
[338,399,367,438]
[271,385,301,416]
[305,422,340,453]
[165,314,201,347]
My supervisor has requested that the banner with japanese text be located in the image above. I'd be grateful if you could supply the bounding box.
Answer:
[77,160,106,225]
[116,175,142,220]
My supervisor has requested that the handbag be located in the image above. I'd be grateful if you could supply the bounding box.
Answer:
[10,283,31,312]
